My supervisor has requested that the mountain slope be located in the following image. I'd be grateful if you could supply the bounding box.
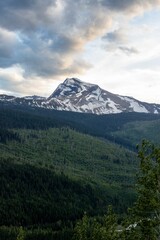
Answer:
[0,127,137,187]
[111,119,160,148]
[0,78,160,114]
[0,126,137,228]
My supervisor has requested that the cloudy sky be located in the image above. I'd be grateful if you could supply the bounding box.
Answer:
[0,0,160,103]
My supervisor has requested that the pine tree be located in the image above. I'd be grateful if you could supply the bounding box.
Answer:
[72,206,120,240]
[16,226,25,240]
[128,140,160,239]
[72,213,91,240]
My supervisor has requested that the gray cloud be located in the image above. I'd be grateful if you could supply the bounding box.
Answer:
[118,46,139,55]
[103,28,139,55]
[103,29,127,44]
[0,0,56,31]
[0,0,159,32]
[0,28,19,68]
[101,0,160,13]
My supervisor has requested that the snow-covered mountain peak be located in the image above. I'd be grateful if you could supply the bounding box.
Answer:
[64,78,83,85]
[63,78,99,90]
[1,78,160,115]
[49,78,95,99]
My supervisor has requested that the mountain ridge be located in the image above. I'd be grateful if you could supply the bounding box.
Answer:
[0,78,160,115]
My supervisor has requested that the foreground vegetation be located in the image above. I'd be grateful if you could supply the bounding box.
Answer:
[73,141,160,239]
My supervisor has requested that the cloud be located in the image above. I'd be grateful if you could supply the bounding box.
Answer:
[0,27,19,67]
[0,65,52,96]
[0,0,113,79]
[0,0,160,95]
[118,46,139,55]
[0,65,25,93]
[102,28,139,55]
[103,28,127,44]
[0,0,57,31]
[101,0,160,15]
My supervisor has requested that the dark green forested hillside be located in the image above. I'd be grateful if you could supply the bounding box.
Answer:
[0,127,137,225]
[0,161,103,226]
[0,128,137,186]
[111,119,160,149]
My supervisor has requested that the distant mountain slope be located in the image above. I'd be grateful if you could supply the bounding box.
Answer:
[0,78,160,114]
[1,106,160,151]
[111,119,160,148]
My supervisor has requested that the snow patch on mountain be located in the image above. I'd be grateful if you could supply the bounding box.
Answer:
[107,99,122,114]
[119,96,149,113]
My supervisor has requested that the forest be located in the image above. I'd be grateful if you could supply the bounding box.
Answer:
[0,106,160,239]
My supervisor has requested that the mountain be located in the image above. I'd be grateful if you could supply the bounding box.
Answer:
[0,78,160,114]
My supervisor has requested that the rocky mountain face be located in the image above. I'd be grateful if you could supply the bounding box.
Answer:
[0,78,160,115]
